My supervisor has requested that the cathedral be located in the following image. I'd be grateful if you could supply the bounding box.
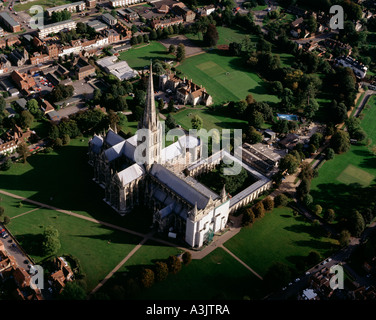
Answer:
[88,64,233,248]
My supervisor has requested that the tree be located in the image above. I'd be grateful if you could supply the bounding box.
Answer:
[323,209,335,223]
[326,148,335,160]
[62,134,70,145]
[182,251,192,265]
[167,99,175,113]
[42,226,61,256]
[150,29,157,40]
[339,230,351,247]
[140,268,155,288]
[253,201,265,218]
[331,130,350,154]
[2,216,10,225]
[176,43,186,62]
[350,210,365,237]
[17,142,30,164]
[154,261,169,282]
[0,206,4,217]
[241,207,255,226]
[279,153,299,174]
[191,115,203,130]
[246,126,263,144]
[203,24,219,47]
[248,110,264,128]
[296,178,311,201]
[168,44,176,54]
[167,255,182,274]
[302,193,313,208]
[59,281,87,300]
[19,110,34,129]
[275,193,289,207]
[1,158,12,171]
[312,204,322,216]
[263,196,274,212]
[26,99,40,116]
[362,208,373,225]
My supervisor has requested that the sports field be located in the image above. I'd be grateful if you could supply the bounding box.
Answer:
[336,164,375,187]
[177,52,278,104]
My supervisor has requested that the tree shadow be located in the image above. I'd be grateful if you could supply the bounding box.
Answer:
[16,233,44,257]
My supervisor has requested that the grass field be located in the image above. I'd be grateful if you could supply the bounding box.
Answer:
[310,98,376,215]
[0,138,154,234]
[336,164,375,187]
[177,52,278,105]
[113,246,263,300]
[7,207,141,292]
[224,207,338,277]
[172,108,246,131]
[360,95,376,143]
[14,0,71,11]
[119,42,175,70]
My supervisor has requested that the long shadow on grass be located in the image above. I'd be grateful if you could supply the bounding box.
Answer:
[310,182,374,218]
[0,146,155,235]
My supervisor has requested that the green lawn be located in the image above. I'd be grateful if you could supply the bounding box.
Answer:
[172,108,246,131]
[7,207,141,292]
[0,138,154,234]
[112,246,263,300]
[360,95,376,143]
[0,193,39,219]
[310,97,376,216]
[177,52,278,105]
[224,207,338,277]
[119,42,175,70]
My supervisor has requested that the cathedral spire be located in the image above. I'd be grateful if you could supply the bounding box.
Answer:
[139,62,158,130]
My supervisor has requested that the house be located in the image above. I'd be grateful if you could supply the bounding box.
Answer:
[109,0,142,8]
[50,257,74,293]
[11,70,36,92]
[0,12,21,32]
[46,1,86,17]
[101,13,118,26]
[30,53,49,65]
[118,7,138,21]
[39,98,55,115]
[86,0,96,9]
[291,17,304,28]
[87,19,108,32]
[159,72,213,107]
[74,57,96,80]
[197,4,216,17]
[96,55,138,80]
[0,124,33,155]
[150,16,184,29]
[104,28,121,43]
[9,49,29,67]
[335,55,367,78]
[157,4,169,14]
[0,54,11,74]
[172,2,195,22]
[278,133,300,150]
[38,20,77,39]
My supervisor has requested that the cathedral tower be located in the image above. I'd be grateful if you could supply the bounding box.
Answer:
[137,63,162,169]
